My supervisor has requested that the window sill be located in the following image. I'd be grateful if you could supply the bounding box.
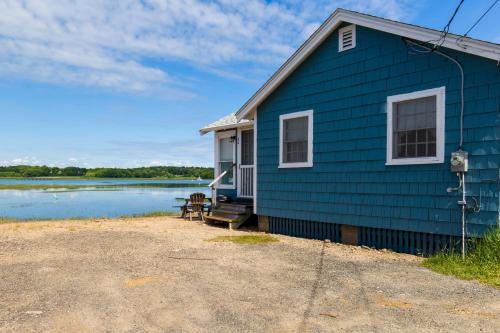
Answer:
[386,157,444,165]
[278,162,313,168]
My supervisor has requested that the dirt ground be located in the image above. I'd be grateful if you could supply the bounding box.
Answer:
[0,217,498,333]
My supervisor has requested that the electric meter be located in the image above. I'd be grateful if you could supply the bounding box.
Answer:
[450,150,468,173]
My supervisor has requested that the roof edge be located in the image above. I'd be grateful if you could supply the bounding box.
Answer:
[236,8,500,121]
[199,120,254,136]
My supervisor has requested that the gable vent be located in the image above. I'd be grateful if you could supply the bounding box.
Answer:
[338,24,356,52]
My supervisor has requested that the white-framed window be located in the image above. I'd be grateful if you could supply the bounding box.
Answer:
[279,110,313,168]
[215,130,236,189]
[338,24,356,52]
[386,87,445,165]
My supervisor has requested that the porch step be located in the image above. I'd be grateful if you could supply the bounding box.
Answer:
[205,203,253,230]
[217,203,251,213]
[211,208,248,215]
[205,215,239,223]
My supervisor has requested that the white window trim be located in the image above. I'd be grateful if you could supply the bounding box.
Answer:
[386,86,446,166]
[214,130,236,189]
[279,110,313,168]
[338,24,356,52]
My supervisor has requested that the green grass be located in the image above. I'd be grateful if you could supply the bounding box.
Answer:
[208,235,279,245]
[422,227,500,288]
[119,211,178,218]
[0,211,178,224]
[0,217,17,224]
[0,216,103,224]
[0,183,205,191]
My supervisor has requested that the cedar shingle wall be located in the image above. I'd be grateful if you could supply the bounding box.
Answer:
[256,25,500,236]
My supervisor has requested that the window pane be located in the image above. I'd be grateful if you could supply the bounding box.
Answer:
[219,161,234,185]
[407,130,416,144]
[427,142,436,156]
[397,144,406,158]
[219,137,233,161]
[417,143,427,157]
[407,144,416,157]
[417,129,427,143]
[284,116,308,141]
[393,95,437,159]
[283,116,309,163]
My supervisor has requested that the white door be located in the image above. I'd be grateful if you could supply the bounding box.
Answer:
[237,128,254,198]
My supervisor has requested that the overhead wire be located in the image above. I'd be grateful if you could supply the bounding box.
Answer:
[403,38,465,150]
[428,0,466,48]
[456,0,500,47]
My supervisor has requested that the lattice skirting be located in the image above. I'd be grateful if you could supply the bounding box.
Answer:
[268,217,341,243]
[268,216,461,256]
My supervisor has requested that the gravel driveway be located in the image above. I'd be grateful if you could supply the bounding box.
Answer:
[0,217,498,332]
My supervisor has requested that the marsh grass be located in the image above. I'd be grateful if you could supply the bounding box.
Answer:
[0,210,177,224]
[0,183,205,191]
[422,227,500,287]
[119,211,178,218]
[208,235,279,245]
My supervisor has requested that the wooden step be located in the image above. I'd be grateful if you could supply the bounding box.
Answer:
[217,203,251,214]
[205,205,253,229]
[205,215,239,223]
[209,212,243,220]
[211,208,249,215]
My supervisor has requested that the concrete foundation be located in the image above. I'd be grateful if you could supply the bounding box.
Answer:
[258,215,269,232]
[341,225,359,245]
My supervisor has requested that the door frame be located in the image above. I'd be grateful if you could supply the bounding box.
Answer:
[237,126,254,198]
[214,130,236,190]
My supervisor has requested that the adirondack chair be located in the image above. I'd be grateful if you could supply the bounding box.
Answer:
[185,192,206,222]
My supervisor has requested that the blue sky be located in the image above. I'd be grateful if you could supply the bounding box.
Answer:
[0,0,498,168]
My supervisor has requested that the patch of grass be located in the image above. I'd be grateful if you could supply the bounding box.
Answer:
[208,235,279,245]
[0,216,101,224]
[0,211,176,224]
[422,227,500,288]
[120,211,178,218]
[0,217,17,224]
[0,183,205,191]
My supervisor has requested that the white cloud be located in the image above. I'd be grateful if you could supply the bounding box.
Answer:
[9,156,41,165]
[0,0,417,95]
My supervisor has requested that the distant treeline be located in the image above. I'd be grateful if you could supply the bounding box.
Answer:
[0,165,214,179]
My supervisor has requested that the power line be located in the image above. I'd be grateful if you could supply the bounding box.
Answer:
[462,0,499,37]
[430,0,466,48]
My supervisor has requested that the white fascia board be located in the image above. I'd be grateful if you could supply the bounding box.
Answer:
[235,8,500,121]
[340,11,500,61]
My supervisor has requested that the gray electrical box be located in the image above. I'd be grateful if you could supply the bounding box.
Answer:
[450,150,468,173]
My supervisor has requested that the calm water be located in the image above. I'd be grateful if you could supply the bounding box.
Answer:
[0,178,211,219]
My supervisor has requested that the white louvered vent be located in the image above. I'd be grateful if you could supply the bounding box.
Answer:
[338,25,356,52]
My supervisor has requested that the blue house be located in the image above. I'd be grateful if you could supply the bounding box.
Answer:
[200,9,500,255]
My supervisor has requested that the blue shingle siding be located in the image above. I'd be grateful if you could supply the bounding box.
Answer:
[256,25,500,237]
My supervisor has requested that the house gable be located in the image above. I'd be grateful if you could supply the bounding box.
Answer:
[236,8,500,121]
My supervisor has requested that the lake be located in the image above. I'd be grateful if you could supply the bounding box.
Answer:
[0,178,211,220]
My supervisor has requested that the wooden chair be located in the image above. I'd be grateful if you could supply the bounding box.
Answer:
[185,192,206,221]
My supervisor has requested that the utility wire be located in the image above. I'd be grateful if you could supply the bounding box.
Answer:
[460,0,499,40]
[403,38,465,150]
[430,0,466,48]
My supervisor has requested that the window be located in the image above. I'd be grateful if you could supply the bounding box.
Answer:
[215,131,235,188]
[386,87,445,165]
[279,110,313,168]
[338,25,356,52]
